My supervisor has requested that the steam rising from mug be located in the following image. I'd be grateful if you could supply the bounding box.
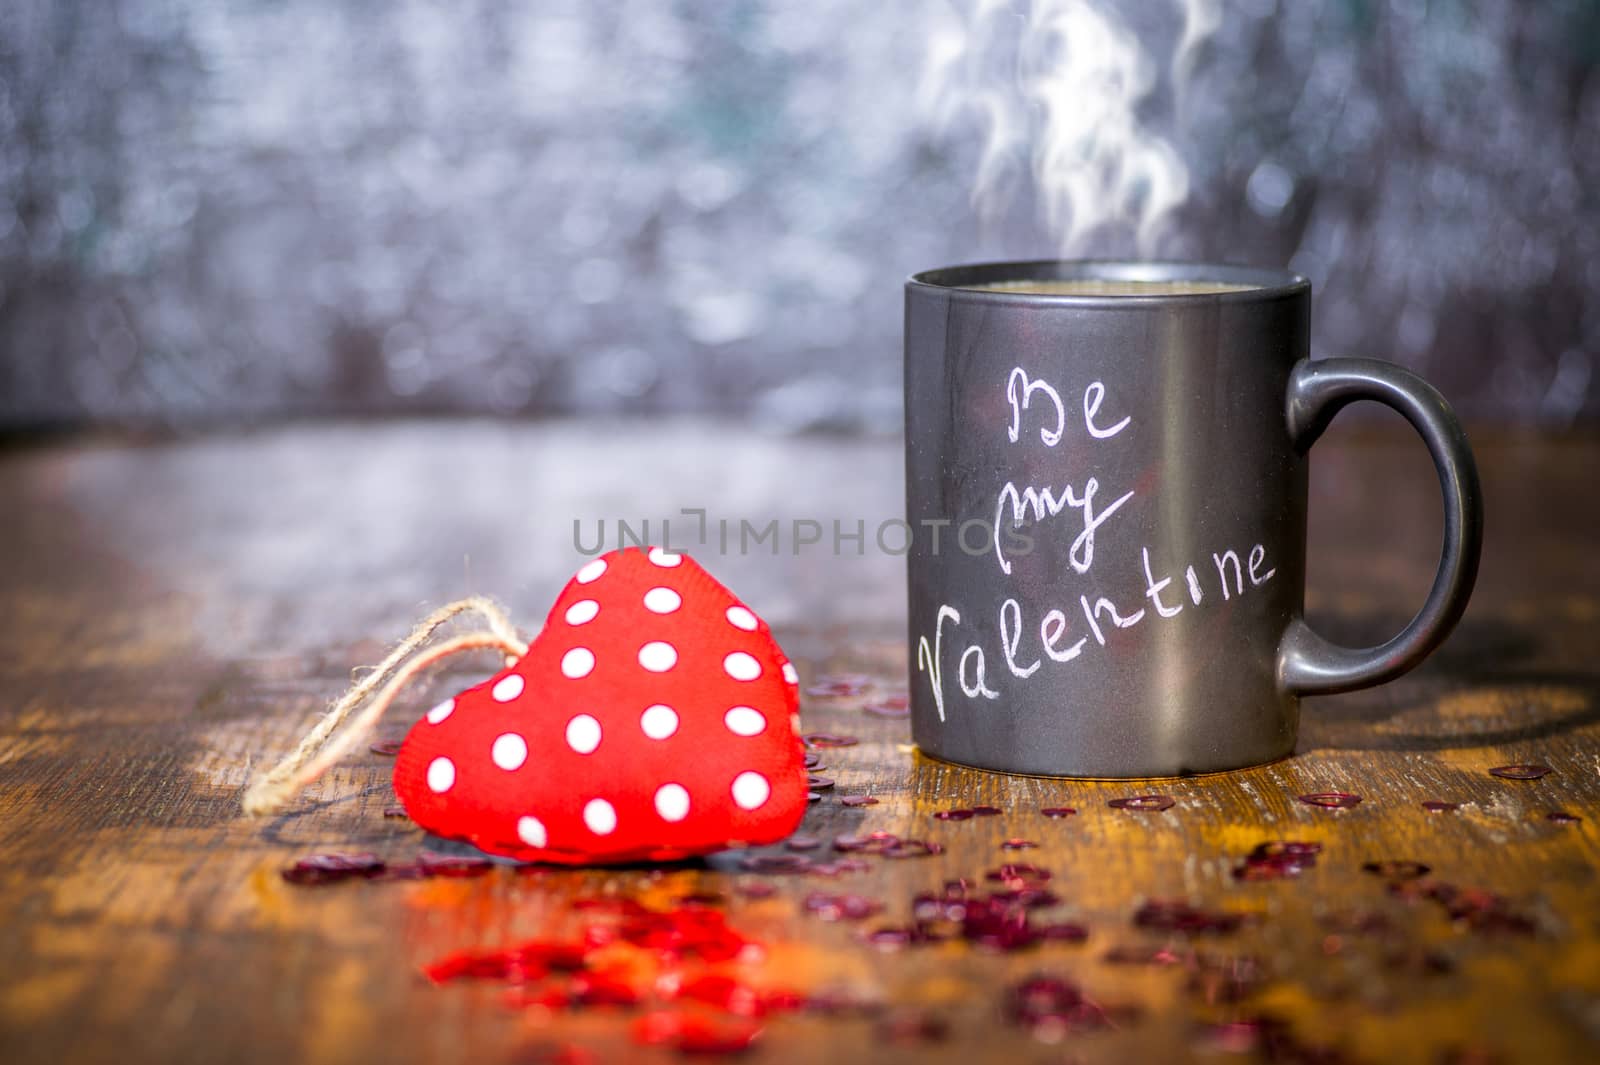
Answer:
[922,0,1220,253]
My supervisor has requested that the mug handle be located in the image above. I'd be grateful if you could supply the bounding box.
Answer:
[1278,357,1484,695]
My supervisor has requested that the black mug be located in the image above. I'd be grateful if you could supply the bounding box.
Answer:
[903,261,1482,777]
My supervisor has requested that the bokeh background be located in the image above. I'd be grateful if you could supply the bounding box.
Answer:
[2,0,1596,432]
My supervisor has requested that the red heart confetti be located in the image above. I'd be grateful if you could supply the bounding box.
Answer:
[861,694,910,718]
[987,863,1051,889]
[279,850,504,885]
[832,831,902,854]
[280,852,386,885]
[1388,879,1536,935]
[857,870,1084,953]
[1108,795,1175,812]
[393,548,807,864]
[802,732,859,749]
[411,852,496,879]
[1004,974,1131,1036]
[1297,792,1362,809]
[803,675,872,698]
[883,839,945,859]
[1487,764,1552,780]
[803,892,884,922]
[1233,841,1321,881]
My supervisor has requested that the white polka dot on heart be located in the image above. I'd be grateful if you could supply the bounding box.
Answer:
[583,798,618,835]
[426,698,455,724]
[516,815,547,848]
[638,641,678,672]
[654,783,690,822]
[565,599,600,625]
[731,771,770,810]
[723,706,766,736]
[640,704,679,740]
[561,647,595,679]
[648,547,682,567]
[781,662,799,685]
[491,732,528,771]
[565,714,602,754]
[427,757,455,793]
[575,558,607,584]
[723,652,761,681]
[643,587,682,614]
[725,606,758,631]
[492,674,525,702]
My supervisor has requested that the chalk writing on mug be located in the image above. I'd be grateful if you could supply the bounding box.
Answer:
[918,367,1276,723]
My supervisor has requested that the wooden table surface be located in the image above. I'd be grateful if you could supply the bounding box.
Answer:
[1,420,1596,1064]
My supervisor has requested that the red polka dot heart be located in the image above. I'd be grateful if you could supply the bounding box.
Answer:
[393,547,808,863]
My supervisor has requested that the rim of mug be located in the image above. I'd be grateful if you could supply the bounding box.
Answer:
[907,259,1310,303]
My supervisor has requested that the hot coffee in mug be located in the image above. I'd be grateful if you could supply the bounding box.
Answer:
[903,260,1482,777]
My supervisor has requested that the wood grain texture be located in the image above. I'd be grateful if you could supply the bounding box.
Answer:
[0,420,1596,1064]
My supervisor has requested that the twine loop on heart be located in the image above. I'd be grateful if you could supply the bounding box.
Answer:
[241,596,528,816]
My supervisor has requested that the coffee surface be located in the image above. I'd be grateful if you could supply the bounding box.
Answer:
[969,278,1260,296]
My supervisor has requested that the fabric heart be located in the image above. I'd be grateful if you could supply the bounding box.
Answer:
[392,547,808,863]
